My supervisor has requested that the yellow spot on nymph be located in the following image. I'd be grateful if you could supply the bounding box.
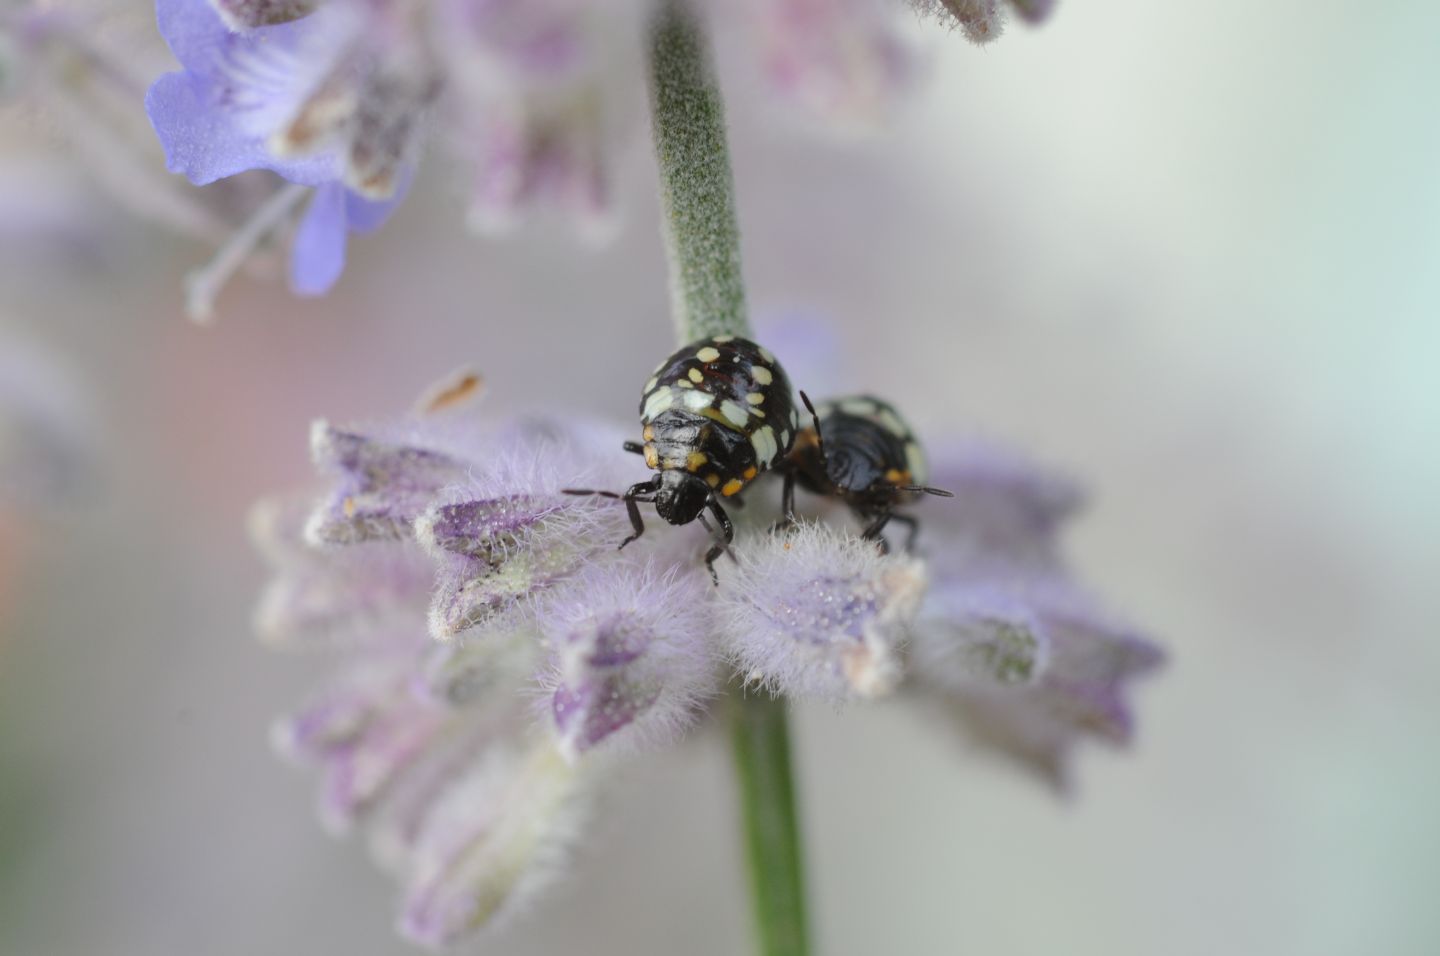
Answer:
[677,379,695,389]
[751,365,773,386]
[885,468,911,485]
[758,345,775,364]
[746,392,765,405]
[686,451,708,472]
[696,346,721,363]
[742,466,758,480]
[713,334,736,343]
[643,425,655,442]
[688,368,704,384]
[721,478,745,497]
[706,473,721,488]
[645,446,660,469]
[342,497,357,518]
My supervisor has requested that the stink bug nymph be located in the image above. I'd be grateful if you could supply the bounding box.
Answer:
[781,393,953,550]
[566,335,801,582]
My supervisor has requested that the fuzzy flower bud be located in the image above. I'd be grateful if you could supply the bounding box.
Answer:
[915,574,1164,788]
[308,422,468,545]
[251,494,433,646]
[399,741,586,947]
[539,564,716,759]
[414,432,635,638]
[718,523,927,700]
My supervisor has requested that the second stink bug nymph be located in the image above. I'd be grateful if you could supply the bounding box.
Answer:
[780,393,953,550]
[566,335,801,582]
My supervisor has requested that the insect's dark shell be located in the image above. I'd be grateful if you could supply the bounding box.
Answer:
[788,395,927,515]
[638,335,800,498]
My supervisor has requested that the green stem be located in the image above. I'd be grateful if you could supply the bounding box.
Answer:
[647,0,751,342]
[729,692,811,956]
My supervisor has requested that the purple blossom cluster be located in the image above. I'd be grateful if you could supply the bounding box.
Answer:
[133,0,1058,314]
[254,368,1161,946]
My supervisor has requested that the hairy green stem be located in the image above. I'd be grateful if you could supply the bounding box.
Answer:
[729,692,810,956]
[647,0,751,342]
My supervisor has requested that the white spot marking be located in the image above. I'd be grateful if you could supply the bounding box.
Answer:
[713,334,736,343]
[905,442,926,482]
[751,426,778,464]
[757,346,775,364]
[840,398,877,416]
[643,388,675,419]
[682,389,712,411]
[746,392,765,405]
[644,376,658,392]
[719,400,750,428]
[696,346,721,363]
[751,365,773,386]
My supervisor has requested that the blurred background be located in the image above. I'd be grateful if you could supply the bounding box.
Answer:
[2,1,1438,954]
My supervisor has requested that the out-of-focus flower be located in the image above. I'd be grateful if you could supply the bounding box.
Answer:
[0,1,383,319]
[132,0,1059,308]
[145,0,411,309]
[256,364,1160,946]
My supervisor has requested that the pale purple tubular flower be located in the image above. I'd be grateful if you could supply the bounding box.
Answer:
[413,422,637,638]
[718,522,927,700]
[430,0,633,236]
[254,366,1163,945]
[735,0,915,125]
[398,739,589,947]
[307,419,471,546]
[910,438,1164,788]
[915,576,1164,789]
[250,494,433,647]
[538,562,717,759]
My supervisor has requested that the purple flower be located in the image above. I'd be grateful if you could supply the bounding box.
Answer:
[255,365,1162,945]
[539,563,717,758]
[145,0,414,310]
[741,0,915,125]
[718,523,927,699]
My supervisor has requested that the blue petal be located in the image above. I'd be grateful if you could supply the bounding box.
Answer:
[149,0,345,185]
[145,71,333,186]
[290,183,348,296]
[155,0,229,72]
[344,171,410,234]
